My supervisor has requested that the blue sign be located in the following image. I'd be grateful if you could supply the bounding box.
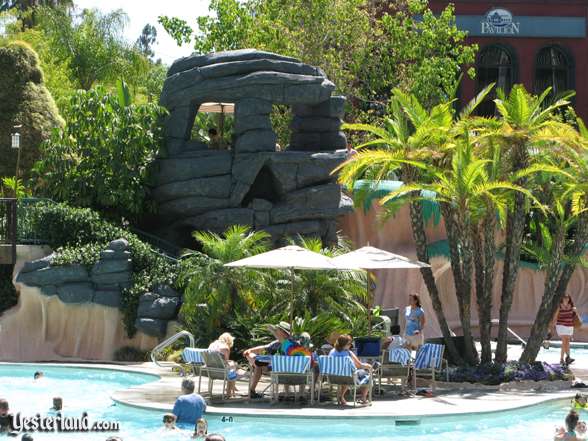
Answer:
[455,9,586,38]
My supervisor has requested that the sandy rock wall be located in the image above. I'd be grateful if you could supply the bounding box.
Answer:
[0,245,170,362]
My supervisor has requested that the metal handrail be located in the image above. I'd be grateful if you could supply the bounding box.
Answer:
[491,319,527,346]
[150,330,195,367]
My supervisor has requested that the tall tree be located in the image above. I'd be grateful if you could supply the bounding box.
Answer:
[135,23,157,60]
[486,86,575,363]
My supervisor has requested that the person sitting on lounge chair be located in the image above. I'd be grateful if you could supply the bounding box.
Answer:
[208,333,244,398]
[329,334,372,405]
[244,321,292,399]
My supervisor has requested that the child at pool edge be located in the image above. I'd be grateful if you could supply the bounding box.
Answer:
[33,371,43,380]
[192,418,208,438]
[162,413,179,431]
[555,410,587,440]
[575,394,588,409]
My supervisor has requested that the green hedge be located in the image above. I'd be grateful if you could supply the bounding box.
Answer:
[26,202,179,336]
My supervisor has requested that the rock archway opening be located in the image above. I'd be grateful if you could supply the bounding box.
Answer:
[241,165,281,207]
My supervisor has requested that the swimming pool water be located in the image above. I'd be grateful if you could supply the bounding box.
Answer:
[0,364,578,441]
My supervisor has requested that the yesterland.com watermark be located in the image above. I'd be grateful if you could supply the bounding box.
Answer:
[8,412,120,433]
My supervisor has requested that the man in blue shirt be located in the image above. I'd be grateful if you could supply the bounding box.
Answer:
[172,379,207,424]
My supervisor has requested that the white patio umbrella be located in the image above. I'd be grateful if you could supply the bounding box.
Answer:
[331,246,430,333]
[224,245,338,325]
[198,102,235,138]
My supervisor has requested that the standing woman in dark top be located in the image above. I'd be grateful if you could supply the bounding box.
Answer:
[551,295,577,365]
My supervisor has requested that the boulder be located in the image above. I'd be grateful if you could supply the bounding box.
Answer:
[235,98,273,117]
[39,285,57,297]
[154,284,182,298]
[231,153,271,186]
[254,211,270,227]
[290,116,342,133]
[289,133,321,150]
[16,265,89,286]
[155,151,232,185]
[234,115,272,135]
[135,317,168,338]
[250,198,273,211]
[234,130,277,153]
[91,271,132,286]
[180,208,254,231]
[91,259,131,276]
[284,184,342,209]
[167,49,302,77]
[271,206,350,224]
[152,175,232,202]
[159,196,231,218]
[262,220,322,239]
[93,289,121,308]
[163,105,196,139]
[292,96,346,118]
[138,294,180,320]
[20,254,54,273]
[319,131,347,149]
[56,282,94,304]
[108,239,129,252]
[99,250,131,261]
[198,58,322,80]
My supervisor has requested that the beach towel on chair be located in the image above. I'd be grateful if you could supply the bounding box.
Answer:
[388,348,411,365]
[414,344,444,369]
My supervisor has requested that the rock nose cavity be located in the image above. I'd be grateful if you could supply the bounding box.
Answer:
[151,49,354,246]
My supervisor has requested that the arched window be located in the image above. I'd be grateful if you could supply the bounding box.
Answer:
[534,46,573,96]
[476,45,516,116]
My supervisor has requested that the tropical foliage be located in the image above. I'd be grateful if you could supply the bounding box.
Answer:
[178,226,368,353]
[34,86,167,220]
[338,84,588,365]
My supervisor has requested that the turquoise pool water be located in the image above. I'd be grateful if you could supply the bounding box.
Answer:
[0,364,578,440]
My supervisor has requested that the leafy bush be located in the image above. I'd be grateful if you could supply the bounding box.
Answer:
[34,86,167,220]
[448,361,571,385]
[0,264,17,315]
[26,202,179,336]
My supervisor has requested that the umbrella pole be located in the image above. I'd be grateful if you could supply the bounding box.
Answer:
[290,268,295,328]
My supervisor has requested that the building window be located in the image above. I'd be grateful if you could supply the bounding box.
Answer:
[534,46,573,96]
[476,45,516,116]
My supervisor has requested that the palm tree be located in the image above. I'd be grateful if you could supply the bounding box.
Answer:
[178,225,272,338]
[486,85,575,363]
[520,122,588,362]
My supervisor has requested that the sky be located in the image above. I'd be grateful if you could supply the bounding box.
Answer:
[75,0,211,65]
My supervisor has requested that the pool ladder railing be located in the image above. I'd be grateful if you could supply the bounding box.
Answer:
[150,330,195,368]
[491,319,527,347]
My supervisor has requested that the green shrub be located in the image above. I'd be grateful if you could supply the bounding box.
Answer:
[0,264,17,315]
[26,202,179,336]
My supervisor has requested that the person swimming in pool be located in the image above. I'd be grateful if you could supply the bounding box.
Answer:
[33,372,43,380]
[555,410,587,440]
[162,413,179,431]
[49,397,62,412]
[192,418,208,438]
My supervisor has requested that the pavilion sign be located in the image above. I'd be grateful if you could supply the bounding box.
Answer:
[481,9,520,35]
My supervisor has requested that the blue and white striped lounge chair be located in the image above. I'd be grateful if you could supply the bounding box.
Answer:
[377,348,411,394]
[317,355,372,406]
[413,343,448,392]
[182,348,207,393]
[270,355,314,404]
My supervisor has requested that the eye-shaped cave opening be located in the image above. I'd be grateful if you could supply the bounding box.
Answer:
[190,102,235,150]
[241,165,281,207]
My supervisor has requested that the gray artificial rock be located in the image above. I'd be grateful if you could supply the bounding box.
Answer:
[159,196,231,218]
[164,106,196,139]
[180,208,254,231]
[250,198,273,211]
[135,317,168,338]
[290,116,342,133]
[152,175,232,202]
[229,181,252,207]
[57,283,94,304]
[20,254,54,273]
[108,239,129,252]
[16,265,89,286]
[198,59,322,80]
[137,295,180,320]
[234,130,277,153]
[91,259,131,276]
[231,153,271,186]
[154,284,181,298]
[271,206,349,224]
[235,98,273,117]
[91,271,132,286]
[234,115,272,135]
[93,289,122,308]
[292,96,346,118]
[167,49,301,77]
[284,184,342,209]
[262,220,322,238]
[39,285,57,297]
[99,250,131,260]
[319,131,347,149]
[254,211,270,227]
[289,133,321,150]
[156,151,232,185]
